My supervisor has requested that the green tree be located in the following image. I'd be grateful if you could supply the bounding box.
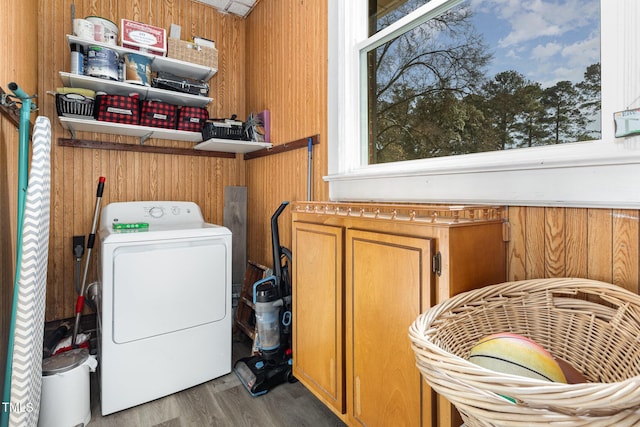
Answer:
[370,5,492,163]
[369,2,601,161]
[542,81,587,144]
[575,63,601,140]
[481,71,531,150]
[512,83,546,148]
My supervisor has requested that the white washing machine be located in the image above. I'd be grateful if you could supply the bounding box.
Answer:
[97,201,232,415]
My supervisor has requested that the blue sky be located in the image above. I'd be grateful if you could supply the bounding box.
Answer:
[467,0,600,88]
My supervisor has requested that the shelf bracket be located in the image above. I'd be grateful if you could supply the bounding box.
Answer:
[244,134,320,160]
[140,132,153,145]
[69,127,76,140]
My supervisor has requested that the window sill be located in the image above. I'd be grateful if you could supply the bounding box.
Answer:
[325,137,640,208]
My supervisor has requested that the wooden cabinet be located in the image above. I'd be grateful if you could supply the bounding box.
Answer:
[292,202,507,427]
[292,222,344,413]
[346,229,433,427]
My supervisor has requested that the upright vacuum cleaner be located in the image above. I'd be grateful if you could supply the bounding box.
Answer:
[234,201,295,396]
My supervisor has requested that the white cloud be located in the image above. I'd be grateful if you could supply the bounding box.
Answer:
[485,0,599,48]
[530,34,600,86]
[561,34,600,67]
[504,48,520,59]
[470,0,600,86]
[531,42,562,60]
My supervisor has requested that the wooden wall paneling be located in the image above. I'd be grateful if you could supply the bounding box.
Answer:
[190,156,200,207]
[544,207,566,277]
[0,122,16,391]
[201,156,212,221]
[1,124,18,267]
[170,146,181,200]
[2,0,39,391]
[612,209,640,293]
[244,0,328,267]
[505,207,640,294]
[26,0,640,322]
[564,207,589,278]
[148,152,159,200]
[587,209,613,283]
[132,151,142,200]
[0,123,16,388]
[524,207,546,278]
[245,149,308,268]
[36,0,246,320]
[506,206,526,281]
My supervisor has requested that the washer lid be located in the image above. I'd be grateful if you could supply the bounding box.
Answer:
[42,348,89,375]
[100,222,230,244]
[98,201,231,243]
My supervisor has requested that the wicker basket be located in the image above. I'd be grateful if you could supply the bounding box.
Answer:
[167,38,218,70]
[409,278,640,427]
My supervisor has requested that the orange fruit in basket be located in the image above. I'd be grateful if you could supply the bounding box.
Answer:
[468,333,567,383]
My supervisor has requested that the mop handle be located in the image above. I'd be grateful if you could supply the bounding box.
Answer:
[72,177,105,345]
[85,176,106,253]
[79,176,105,298]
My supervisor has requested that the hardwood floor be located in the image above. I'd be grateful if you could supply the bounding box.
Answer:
[88,337,346,427]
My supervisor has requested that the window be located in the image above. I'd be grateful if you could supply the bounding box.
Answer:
[365,0,600,164]
[327,1,640,208]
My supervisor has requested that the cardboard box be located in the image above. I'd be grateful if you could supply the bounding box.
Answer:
[121,19,166,55]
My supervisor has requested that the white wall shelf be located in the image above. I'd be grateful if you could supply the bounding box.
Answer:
[58,116,201,143]
[59,72,212,108]
[194,138,272,154]
[58,116,272,154]
[67,35,217,81]
[58,36,274,155]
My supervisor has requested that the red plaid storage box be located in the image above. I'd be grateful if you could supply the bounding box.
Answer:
[94,95,140,125]
[139,100,178,129]
[176,106,209,132]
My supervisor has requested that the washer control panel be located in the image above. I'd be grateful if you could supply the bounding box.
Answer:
[101,201,204,230]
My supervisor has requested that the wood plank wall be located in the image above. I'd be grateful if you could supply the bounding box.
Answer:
[507,207,640,294]
[244,1,640,294]
[36,0,246,321]
[0,0,39,392]
[3,0,639,330]
[244,0,329,268]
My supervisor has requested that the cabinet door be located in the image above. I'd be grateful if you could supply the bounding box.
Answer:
[346,229,434,427]
[292,222,345,414]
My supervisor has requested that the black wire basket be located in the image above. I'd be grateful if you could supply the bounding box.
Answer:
[55,93,95,119]
[202,120,245,141]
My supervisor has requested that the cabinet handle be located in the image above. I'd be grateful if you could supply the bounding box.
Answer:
[432,251,442,276]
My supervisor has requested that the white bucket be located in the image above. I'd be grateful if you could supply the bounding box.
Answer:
[73,19,95,41]
[124,53,152,86]
[38,349,98,427]
[86,46,119,81]
[86,16,118,46]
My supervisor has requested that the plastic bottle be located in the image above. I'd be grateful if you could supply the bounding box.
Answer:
[70,43,85,75]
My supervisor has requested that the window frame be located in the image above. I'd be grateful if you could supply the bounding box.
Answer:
[326,0,640,208]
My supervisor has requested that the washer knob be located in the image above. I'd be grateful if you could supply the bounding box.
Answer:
[149,207,164,218]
